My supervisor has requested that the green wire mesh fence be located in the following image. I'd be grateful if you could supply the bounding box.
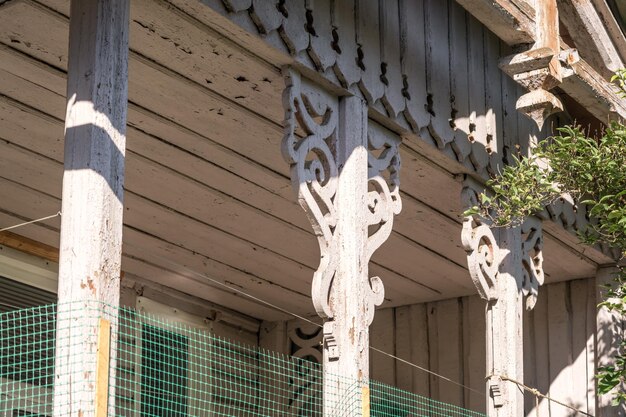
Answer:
[1,302,486,417]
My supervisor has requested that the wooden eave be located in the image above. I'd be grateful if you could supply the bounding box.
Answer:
[0,0,616,321]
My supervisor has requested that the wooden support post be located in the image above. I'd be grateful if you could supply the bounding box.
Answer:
[596,266,626,416]
[485,227,524,417]
[283,69,401,416]
[53,0,129,416]
[462,182,544,417]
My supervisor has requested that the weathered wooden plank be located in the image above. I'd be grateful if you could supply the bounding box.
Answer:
[332,0,360,87]
[374,233,473,296]
[356,0,384,103]
[121,255,291,320]
[484,32,504,176]
[0,80,309,238]
[0,1,290,175]
[371,308,396,385]
[426,302,440,400]
[306,0,335,71]
[0,177,299,320]
[393,194,467,267]
[379,0,404,118]
[0,141,319,296]
[0,81,478,307]
[127,56,289,175]
[585,278,596,415]
[400,0,429,131]
[0,1,69,68]
[455,0,535,45]
[394,306,412,391]
[570,279,593,415]
[434,299,463,407]
[249,0,283,34]
[523,299,536,415]
[0,97,476,308]
[0,231,59,263]
[558,0,623,78]
[546,282,574,417]
[462,295,486,412]
[500,57,519,168]
[424,0,454,147]
[397,146,463,216]
[407,304,430,396]
[448,1,472,165]
[279,0,308,56]
[466,15,489,175]
[130,0,284,123]
[528,282,551,416]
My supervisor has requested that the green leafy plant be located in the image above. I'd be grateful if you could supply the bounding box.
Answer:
[466,71,626,402]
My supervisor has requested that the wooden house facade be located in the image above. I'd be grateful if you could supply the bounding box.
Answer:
[0,0,624,416]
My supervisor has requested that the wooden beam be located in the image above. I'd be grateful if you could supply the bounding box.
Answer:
[560,58,626,121]
[0,230,59,263]
[454,0,535,45]
[53,0,129,416]
[557,0,623,79]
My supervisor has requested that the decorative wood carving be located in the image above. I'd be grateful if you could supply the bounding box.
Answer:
[282,68,340,321]
[195,0,625,261]
[461,185,499,302]
[461,182,544,310]
[462,180,545,415]
[282,68,401,328]
[286,321,322,416]
[521,216,544,310]
[288,320,323,363]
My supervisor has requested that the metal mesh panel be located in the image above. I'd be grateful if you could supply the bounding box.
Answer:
[1,303,485,417]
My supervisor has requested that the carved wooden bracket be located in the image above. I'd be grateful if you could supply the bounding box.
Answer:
[282,68,340,322]
[461,186,499,302]
[461,182,544,310]
[499,47,568,130]
[282,68,401,347]
[521,216,544,310]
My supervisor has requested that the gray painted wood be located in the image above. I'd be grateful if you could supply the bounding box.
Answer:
[307,0,334,72]
[356,0,384,103]
[400,0,429,131]
[280,0,308,55]
[484,32,504,176]
[250,0,283,34]
[379,0,404,118]
[449,0,472,165]
[466,15,489,175]
[332,0,360,87]
[367,278,601,416]
[424,0,454,147]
